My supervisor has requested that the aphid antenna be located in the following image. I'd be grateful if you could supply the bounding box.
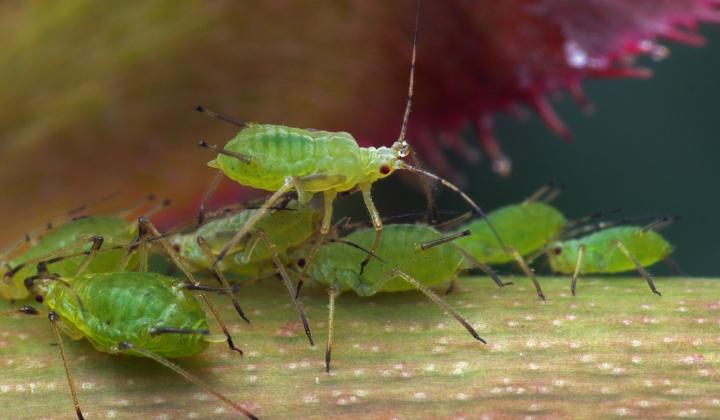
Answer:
[433,211,474,230]
[195,105,247,129]
[329,239,387,264]
[420,229,471,251]
[561,213,672,240]
[380,210,463,225]
[396,162,509,252]
[392,0,421,157]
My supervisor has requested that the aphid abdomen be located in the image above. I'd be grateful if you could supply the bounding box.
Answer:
[212,124,363,193]
[586,227,673,274]
[456,202,566,265]
[46,272,209,358]
[313,225,463,296]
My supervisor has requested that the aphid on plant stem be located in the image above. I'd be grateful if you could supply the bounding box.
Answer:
[3,226,258,419]
[547,216,678,296]
[194,0,506,299]
[297,223,507,372]
[0,194,167,301]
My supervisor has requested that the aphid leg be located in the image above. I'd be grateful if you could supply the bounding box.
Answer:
[137,217,244,354]
[664,256,687,278]
[197,171,224,225]
[613,239,662,296]
[508,247,545,300]
[570,244,586,296]
[454,248,510,288]
[445,274,457,295]
[256,229,314,346]
[196,236,251,324]
[325,285,339,373]
[295,190,336,298]
[48,311,85,420]
[388,268,486,343]
[358,184,382,274]
[212,178,295,270]
[73,235,104,277]
[116,341,258,420]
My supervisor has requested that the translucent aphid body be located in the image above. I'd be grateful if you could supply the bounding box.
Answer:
[455,201,567,265]
[44,272,210,358]
[548,226,673,275]
[302,223,489,372]
[310,224,464,295]
[209,124,399,202]
[2,215,136,301]
[173,203,319,277]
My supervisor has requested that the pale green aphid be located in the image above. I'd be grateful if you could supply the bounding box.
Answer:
[4,225,258,419]
[173,201,319,278]
[0,196,167,301]
[451,184,568,299]
[300,223,493,372]
[170,200,321,344]
[547,224,674,296]
[194,2,506,296]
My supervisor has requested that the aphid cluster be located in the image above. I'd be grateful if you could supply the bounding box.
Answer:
[1,2,680,419]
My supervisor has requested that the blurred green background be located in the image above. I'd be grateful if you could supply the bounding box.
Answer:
[0,1,716,274]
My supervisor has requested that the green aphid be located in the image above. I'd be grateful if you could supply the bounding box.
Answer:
[301,223,491,372]
[547,223,674,296]
[6,228,258,419]
[0,195,167,301]
[173,202,320,278]
[193,2,506,297]
[451,183,569,299]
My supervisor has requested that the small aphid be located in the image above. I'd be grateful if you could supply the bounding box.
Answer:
[194,0,506,296]
[547,219,676,296]
[299,223,495,372]
[0,195,167,301]
[3,229,258,419]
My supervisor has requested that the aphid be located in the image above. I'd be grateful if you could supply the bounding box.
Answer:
[299,223,500,372]
[547,217,677,296]
[0,195,166,301]
[4,228,258,419]
[171,199,321,344]
[450,183,569,299]
[194,1,506,295]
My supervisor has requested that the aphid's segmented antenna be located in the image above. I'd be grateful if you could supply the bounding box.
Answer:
[395,0,421,155]
[0,306,39,317]
[197,171,224,225]
[198,139,253,164]
[563,208,622,231]
[523,180,556,204]
[542,183,566,204]
[117,341,258,420]
[396,162,508,252]
[49,311,85,420]
[195,105,247,128]
[329,239,387,264]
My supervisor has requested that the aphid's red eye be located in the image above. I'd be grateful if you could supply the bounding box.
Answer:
[553,247,562,255]
[34,295,43,303]
[173,244,181,253]
[379,165,391,175]
[297,258,306,268]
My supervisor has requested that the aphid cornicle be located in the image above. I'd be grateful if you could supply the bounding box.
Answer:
[299,223,493,372]
[195,0,506,296]
[547,222,675,296]
[6,230,259,419]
